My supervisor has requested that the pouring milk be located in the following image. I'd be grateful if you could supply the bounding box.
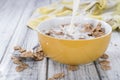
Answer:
[68,0,80,34]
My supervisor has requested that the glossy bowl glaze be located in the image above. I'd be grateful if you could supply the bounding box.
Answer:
[37,17,112,65]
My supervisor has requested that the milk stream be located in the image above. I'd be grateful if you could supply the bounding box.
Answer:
[68,0,80,34]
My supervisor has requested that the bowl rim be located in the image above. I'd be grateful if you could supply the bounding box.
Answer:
[37,16,112,41]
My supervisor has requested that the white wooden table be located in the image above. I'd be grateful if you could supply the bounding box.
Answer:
[0,0,120,80]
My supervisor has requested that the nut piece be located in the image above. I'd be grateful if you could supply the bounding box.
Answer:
[20,51,34,58]
[53,72,65,79]
[100,54,109,59]
[16,63,29,72]
[14,46,21,50]
[11,56,22,64]
[67,65,79,71]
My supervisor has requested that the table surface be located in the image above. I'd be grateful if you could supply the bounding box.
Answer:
[0,0,120,80]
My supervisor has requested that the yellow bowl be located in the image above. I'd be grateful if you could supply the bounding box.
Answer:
[37,17,112,65]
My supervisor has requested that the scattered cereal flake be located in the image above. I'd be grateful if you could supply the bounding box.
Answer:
[48,78,54,80]
[53,72,65,79]
[16,63,29,72]
[100,53,109,59]
[43,53,47,57]
[14,46,21,50]
[67,65,79,71]
[101,65,111,71]
[40,52,44,56]
[11,56,22,64]
[99,60,110,66]
[33,52,44,61]
[36,47,43,53]
[19,48,26,53]
[20,51,34,58]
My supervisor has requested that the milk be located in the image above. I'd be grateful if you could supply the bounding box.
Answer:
[68,0,80,34]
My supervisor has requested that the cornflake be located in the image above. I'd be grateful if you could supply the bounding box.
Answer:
[33,47,45,61]
[67,65,79,71]
[100,53,109,59]
[11,56,22,64]
[33,52,44,61]
[84,24,93,32]
[20,51,34,58]
[54,31,64,35]
[53,72,65,79]
[36,47,43,53]
[12,46,46,72]
[19,48,26,53]
[43,22,106,40]
[16,63,29,72]
[48,78,54,80]
[99,60,110,66]
[91,23,105,37]
[101,65,111,70]
[14,46,21,50]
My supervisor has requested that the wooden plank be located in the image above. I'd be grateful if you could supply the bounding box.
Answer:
[0,0,8,9]
[4,29,47,80]
[47,60,100,80]
[0,0,29,61]
[95,32,120,80]
[0,0,51,61]
[0,0,50,80]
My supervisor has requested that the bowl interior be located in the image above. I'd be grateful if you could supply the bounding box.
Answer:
[37,16,112,39]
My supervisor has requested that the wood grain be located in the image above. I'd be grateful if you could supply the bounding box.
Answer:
[0,0,120,80]
[95,32,120,80]
[0,0,29,61]
[0,0,50,80]
[47,59,100,80]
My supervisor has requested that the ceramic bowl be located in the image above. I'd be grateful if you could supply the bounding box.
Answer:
[37,16,112,65]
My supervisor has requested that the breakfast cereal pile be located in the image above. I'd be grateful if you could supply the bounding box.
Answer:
[12,46,46,72]
[43,22,105,40]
